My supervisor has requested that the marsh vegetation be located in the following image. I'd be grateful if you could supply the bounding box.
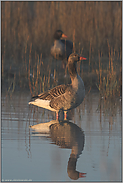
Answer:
[1,1,122,98]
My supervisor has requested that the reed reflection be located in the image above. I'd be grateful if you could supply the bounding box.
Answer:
[30,120,86,180]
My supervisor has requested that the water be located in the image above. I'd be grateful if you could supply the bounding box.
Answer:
[1,92,122,181]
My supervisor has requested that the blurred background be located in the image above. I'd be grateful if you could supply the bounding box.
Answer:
[1,2,122,181]
[1,1,122,98]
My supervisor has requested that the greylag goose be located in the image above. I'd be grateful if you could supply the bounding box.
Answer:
[51,30,73,60]
[28,53,86,120]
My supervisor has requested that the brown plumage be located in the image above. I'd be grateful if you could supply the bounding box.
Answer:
[33,84,68,101]
[29,53,87,120]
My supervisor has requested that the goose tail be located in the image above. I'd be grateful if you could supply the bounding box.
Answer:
[28,98,57,112]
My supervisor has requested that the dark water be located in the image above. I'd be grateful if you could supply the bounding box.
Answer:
[1,92,122,181]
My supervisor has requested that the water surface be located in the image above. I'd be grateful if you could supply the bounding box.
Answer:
[1,92,122,181]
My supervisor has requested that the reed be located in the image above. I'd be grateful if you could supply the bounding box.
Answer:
[1,2,121,60]
[1,1,121,99]
[96,45,121,99]
[25,48,61,96]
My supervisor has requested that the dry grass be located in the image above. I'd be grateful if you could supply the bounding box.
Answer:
[96,43,121,99]
[1,1,122,98]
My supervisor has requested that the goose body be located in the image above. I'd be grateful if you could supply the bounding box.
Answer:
[51,30,73,60]
[29,53,86,119]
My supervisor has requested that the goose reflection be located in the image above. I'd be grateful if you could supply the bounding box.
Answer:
[50,120,86,180]
[30,120,86,180]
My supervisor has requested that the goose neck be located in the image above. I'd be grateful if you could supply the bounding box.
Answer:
[68,62,77,81]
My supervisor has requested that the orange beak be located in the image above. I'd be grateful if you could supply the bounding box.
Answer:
[80,56,87,60]
[62,33,67,38]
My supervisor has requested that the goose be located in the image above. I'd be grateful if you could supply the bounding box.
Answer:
[28,53,86,120]
[51,30,73,60]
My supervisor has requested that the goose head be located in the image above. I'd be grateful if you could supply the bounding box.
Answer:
[68,53,87,63]
[67,53,87,79]
[54,30,67,40]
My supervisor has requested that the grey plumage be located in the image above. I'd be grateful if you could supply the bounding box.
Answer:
[29,53,86,118]
[51,30,73,60]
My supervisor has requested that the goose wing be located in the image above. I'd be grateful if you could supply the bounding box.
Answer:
[32,84,69,101]
[61,40,73,50]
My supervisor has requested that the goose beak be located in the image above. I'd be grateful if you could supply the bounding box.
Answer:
[62,33,67,38]
[80,56,87,60]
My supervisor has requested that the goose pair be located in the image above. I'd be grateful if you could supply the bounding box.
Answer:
[29,53,86,120]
